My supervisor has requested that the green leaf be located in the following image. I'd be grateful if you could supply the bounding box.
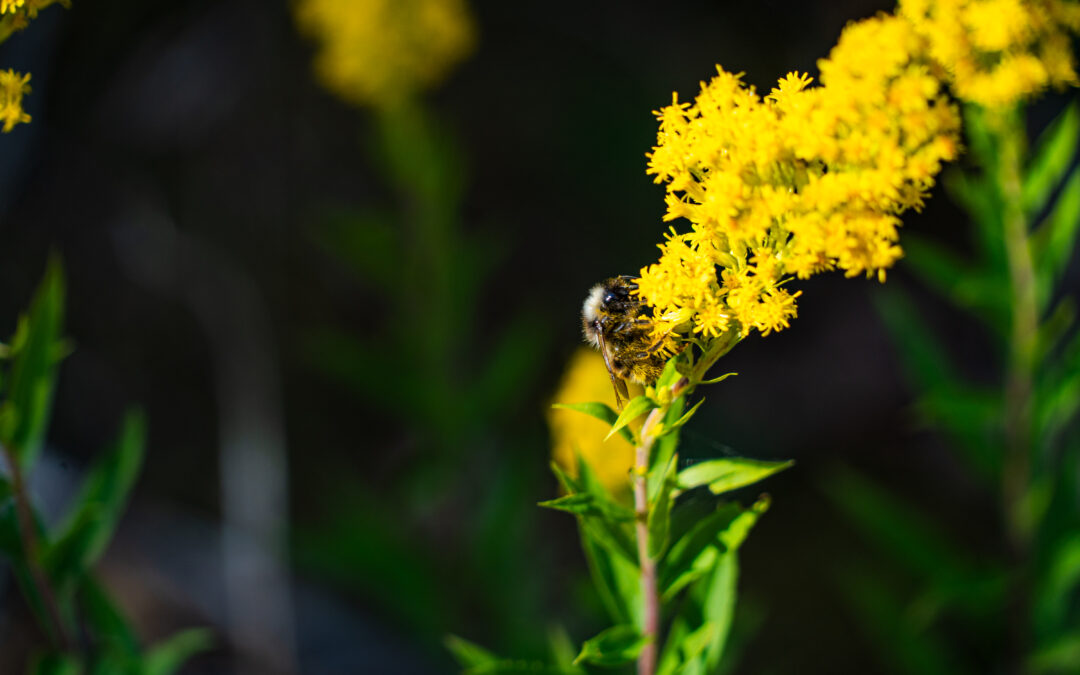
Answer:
[661,397,706,437]
[573,625,648,666]
[660,504,742,596]
[698,372,737,386]
[902,234,1008,334]
[874,287,956,391]
[549,461,580,495]
[547,625,583,673]
[1033,164,1080,306]
[314,207,402,295]
[840,567,967,675]
[647,395,685,502]
[1,259,65,468]
[605,395,657,441]
[1034,532,1080,637]
[647,462,675,559]
[28,653,82,675]
[1024,102,1080,217]
[677,457,792,495]
[142,628,214,675]
[537,493,634,522]
[944,169,1006,272]
[1030,632,1080,674]
[698,553,738,671]
[578,524,639,626]
[655,356,683,390]
[80,576,139,657]
[43,412,145,591]
[826,467,993,598]
[445,634,499,669]
[551,402,634,444]
[571,460,638,567]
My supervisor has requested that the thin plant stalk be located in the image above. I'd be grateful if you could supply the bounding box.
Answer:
[991,108,1039,551]
[1,444,72,651]
[632,329,741,675]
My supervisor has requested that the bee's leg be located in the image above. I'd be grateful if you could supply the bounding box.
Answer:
[612,377,629,410]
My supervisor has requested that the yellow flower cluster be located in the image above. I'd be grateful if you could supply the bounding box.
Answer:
[637,14,961,339]
[0,0,68,28]
[548,349,638,498]
[0,69,30,132]
[0,0,69,133]
[900,0,1080,108]
[294,0,475,108]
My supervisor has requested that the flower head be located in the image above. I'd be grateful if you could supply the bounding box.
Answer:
[294,0,476,108]
[638,14,960,340]
[900,0,1080,107]
[0,70,30,132]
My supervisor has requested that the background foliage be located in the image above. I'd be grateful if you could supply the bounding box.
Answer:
[0,0,1075,673]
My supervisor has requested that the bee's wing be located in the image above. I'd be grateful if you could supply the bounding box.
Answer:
[596,329,629,411]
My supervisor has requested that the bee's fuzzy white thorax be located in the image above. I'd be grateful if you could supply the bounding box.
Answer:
[582,283,604,348]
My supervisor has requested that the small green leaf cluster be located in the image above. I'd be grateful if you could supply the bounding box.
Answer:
[450,341,791,674]
[842,99,1080,673]
[0,262,210,674]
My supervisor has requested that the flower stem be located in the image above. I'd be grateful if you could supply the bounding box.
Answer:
[992,108,1038,549]
[989,106,1038,675]
[634,407,664,675]
[2,445,72,651]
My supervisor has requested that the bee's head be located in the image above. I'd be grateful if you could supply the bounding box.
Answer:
[582,283,606,347]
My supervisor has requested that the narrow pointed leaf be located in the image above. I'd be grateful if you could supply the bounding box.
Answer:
[677,457,792,495]
[605,395,657,441]
[551,402,634,443]
[1,260,65,468]
[573,625,648,666]
[43,412,145,590]
[1024,102,1080,217]
[445,634,499,668]
[142,628,214,675]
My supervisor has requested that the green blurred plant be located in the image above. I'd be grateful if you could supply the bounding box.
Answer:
[0,261,210,674]
[831,97,1080,674]
[292,0,559,660]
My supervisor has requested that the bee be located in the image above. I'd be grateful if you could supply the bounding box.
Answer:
[582,276,681,409]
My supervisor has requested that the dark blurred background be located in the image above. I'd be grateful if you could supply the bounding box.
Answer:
[0,0,1072,673]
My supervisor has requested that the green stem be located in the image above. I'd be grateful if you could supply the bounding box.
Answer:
[991,108,1038,549]
[633,330,741,674]
[989,106,1038,675]
[634,408,663,675]
[2,445,73,651]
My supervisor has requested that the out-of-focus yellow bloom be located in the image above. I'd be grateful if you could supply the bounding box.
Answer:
[638,14,960,340]
[0,0,23,14]
[900,0,1080,107]
[294,0,475,108]
[548,349,641,498]
[0,69,30,132]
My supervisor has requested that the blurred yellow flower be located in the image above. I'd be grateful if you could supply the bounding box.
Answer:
[548,349,640,498]
[900,0,1080,107]
[294,0,475,108]
[638,14,960,340]
[0,69,30,132]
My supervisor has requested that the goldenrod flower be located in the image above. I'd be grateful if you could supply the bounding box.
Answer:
[638,14,960,340]
[548,349,639,498]
[0,0,23,14]
[900,0,1080,107]
[0,69,30,132]
[294,0,475,108]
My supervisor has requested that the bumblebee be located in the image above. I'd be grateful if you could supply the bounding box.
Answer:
[582,276,680,408]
